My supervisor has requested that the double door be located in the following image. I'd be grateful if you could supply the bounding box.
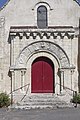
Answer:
[31,57,54,93]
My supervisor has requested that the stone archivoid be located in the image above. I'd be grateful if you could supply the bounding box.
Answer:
[10,41,70,69]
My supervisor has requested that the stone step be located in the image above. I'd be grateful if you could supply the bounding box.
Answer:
[23,97,61,101]
[13,104,57,109]
[27,100,65,104]
[22,94,59,101]
[12,102,73,110]
[11,94,74,109]
[20,101,66,106]
[21,98,67,104]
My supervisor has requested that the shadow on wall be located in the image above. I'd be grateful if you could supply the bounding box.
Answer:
[78,18,80,92]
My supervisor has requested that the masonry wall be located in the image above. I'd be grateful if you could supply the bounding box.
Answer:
[0,0,80,95]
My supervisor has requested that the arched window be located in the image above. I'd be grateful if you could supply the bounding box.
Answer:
[37,6,47,29]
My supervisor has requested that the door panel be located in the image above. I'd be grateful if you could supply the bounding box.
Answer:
[31,57,54,93]
[43,60,53,92]
[32,60,43,93]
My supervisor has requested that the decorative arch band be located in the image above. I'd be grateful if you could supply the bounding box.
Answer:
[15,41,70,69]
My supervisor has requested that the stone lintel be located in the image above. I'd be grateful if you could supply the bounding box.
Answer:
[9,66,26,71]
[59,65,75,72]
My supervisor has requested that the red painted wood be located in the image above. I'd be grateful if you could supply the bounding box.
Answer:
[32,60,43,93]
[31,57,54,93]
[43,59,53,92]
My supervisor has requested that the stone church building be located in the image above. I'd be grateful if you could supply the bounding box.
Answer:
[0,0,80,106]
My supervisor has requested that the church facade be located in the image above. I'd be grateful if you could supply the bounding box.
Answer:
[0,0,80,102]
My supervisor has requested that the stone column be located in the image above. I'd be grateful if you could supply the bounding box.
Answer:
[20,70,26,92]
[70,69,75,91]
[11,70,15,92]
[57,68,64,93]
[10,70,15,104]
[10,35,15,65]
[21,71,24,92]
[60,69,64,91]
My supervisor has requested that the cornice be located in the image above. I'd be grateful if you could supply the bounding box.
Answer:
[9,26,75,42]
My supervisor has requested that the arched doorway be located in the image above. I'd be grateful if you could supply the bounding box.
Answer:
[31,57,54,93]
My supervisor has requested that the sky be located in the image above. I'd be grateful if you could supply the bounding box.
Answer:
[0,0,8,8]
[0,0,80,9]
[76,0,80,4]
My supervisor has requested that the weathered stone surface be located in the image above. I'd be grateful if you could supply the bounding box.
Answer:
[10,94,74,109]
[0,0,80,104]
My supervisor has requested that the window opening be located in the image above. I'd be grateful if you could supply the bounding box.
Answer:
[37,5,47,28]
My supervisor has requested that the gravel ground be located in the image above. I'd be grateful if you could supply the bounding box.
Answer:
[0,107,80,120]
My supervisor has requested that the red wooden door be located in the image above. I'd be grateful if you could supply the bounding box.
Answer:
[31,57,54,93]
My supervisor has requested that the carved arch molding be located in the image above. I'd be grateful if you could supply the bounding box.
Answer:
[15,41,70,69]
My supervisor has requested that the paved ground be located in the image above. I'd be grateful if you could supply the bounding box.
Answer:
[0,108,80,120]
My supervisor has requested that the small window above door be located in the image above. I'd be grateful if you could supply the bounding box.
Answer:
[37,5,48,29]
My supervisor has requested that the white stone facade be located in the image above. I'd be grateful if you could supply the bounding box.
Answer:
[0,0,80,102]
